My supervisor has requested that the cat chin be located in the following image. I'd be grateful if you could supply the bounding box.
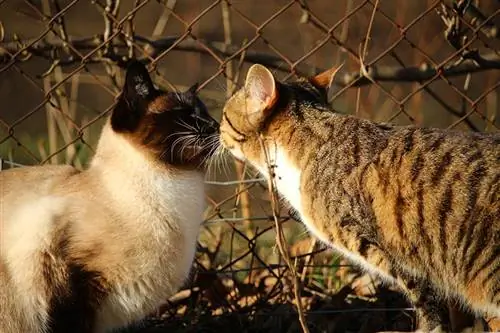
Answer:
[228,148,246,162]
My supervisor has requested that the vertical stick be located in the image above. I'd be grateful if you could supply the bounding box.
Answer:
[485,73,497,132]
[221,0,253,238]
[43,76,58,165]
[152,0,177,38]
[41,0,58,165]
[53,66,81,167]
[259,135,310,333]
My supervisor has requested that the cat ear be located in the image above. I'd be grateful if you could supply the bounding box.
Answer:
[309,64,343,91]
[187,82,199,95]
[111,61,157,132]
[123,60,156,103]
[183,82,199,105]
[244,64,278,114]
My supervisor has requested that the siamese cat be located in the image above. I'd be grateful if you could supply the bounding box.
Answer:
[0,61,218,333]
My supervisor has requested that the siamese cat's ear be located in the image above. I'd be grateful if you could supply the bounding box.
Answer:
[112,61,157,132]
[123,60,156,103]
[243,64,278,117]
[309,64,343,93]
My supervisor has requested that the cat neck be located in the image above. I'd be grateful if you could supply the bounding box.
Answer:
[88,121,204,213]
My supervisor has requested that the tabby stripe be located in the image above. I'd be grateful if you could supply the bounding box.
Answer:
[358,163,371,190]
[410,154,424,183]
[455,163,484,270]
[476,249,499,289]
[428,135,444,152]
[394,187,405,239]
[460,218,481,283]
[358,238,371,258]
[380,169,390,196]
[466,150,483,165]
[492,283,500,304]
[353,131,360,167]
[389,144,400,165]
[430,151,452,186]
[222,113,246,140]
[403,130,415,154]
[417,185,433,259]
[438,185,453,268]
[286,126,298,147]
[463,215,490,281]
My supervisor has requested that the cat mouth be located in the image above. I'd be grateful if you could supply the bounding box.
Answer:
[224,145,245,162]
[186,132,220,159]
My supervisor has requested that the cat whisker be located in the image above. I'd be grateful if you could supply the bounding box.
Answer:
[165,130,195,142]
[176,119,198,133]
[167,134,193,161]
[203,135,222,175]
[178,135,198,160]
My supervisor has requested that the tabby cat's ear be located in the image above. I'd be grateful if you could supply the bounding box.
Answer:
[244,64,278,116]
[309,64,343,92]
[111,61,157,132]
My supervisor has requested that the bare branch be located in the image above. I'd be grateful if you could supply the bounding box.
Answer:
[94,0,120,56]
[152,0,177,38]
[1,35,499,87]
[448,0,499,40]
[437,1,500,68]
[336,51,500,87]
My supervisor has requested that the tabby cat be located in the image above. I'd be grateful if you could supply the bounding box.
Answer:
[0,61,218,333]
[218,63,499,332]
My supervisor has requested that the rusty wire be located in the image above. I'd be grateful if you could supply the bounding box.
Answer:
[0,0,499,331]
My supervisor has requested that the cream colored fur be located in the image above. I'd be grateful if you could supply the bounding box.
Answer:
[0,121,206,333]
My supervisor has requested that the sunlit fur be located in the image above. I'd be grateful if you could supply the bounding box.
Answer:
[219,64,499,333]
[0,61,219,333]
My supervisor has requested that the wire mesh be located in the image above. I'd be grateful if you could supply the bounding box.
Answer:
[1,0,499,332]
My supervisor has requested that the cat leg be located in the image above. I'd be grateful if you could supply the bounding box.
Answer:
[400,277,488,333]
[353,242,451,333]
[448,301,488,333]
[409,287,450,333]
[486,316,500,332]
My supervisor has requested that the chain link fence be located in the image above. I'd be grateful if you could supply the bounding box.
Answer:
[1,0,499,332]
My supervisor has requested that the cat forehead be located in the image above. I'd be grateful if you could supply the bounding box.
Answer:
[147,93,196,114]
[148,95,174,113]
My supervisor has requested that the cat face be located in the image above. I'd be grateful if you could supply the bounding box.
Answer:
[111,61,219,170]
[219,63,341,163]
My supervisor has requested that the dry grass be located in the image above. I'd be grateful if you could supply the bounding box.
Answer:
[1,1,500,332]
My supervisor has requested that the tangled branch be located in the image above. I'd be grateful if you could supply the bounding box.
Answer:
[1,34,499,87]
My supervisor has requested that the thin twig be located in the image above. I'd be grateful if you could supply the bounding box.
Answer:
[448,0,499,40]
[94,0,122,91]
[221,0,253,238]
[258,135,310,333]
[2,35,499,86]
[204,178,265,186]
[152,0,177,37]
[390,51,480,131]
[356,0,379,116]
[53,0,71,56]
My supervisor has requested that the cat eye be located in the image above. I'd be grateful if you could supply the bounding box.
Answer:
[191,113,212,125]
[194,105,201,116]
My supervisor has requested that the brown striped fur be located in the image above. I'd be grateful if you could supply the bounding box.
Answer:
[0,61,218,333]
[219,64,499,332]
